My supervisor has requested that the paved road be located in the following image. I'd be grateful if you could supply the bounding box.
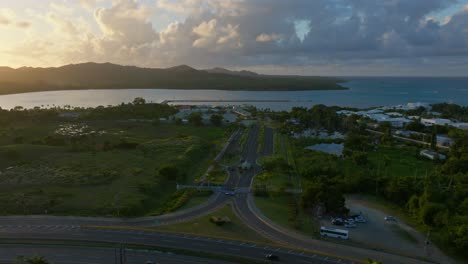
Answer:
[0,244,236,264]
[0,125,438,264]
[0,130,245,228]
[231,125,436,264]
[0,227,346,264]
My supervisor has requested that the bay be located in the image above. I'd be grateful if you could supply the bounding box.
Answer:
[0,77,466,111]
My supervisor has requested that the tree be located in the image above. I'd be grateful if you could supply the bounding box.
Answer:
[132,97,146,105]
[175,118,182,125]
[210,114,223,126]
[188,112,203,126]
[158,165,182,182]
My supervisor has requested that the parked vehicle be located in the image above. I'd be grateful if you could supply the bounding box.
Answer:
[332,218,344,226]
[320,226,349,239]
[384,216,396,222]
[354,215,367,223]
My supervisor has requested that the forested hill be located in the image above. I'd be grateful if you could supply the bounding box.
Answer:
[0,63,346,95]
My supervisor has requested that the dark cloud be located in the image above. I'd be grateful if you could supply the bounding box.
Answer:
[62,0,468,75]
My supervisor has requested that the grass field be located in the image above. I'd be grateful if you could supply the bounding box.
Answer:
[155,205,272,243]
[367,145,434,178]
[0,120,226,216]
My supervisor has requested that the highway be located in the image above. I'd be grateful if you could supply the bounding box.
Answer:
[0,125,438,264]
[0,244,235,264]
[0,227,346,264]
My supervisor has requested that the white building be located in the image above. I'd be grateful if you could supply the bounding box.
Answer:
[452,123,468,130]
[420,149,446,160]
[421,118,452,126]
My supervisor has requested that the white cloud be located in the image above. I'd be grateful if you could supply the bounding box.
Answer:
[256,33,280,42]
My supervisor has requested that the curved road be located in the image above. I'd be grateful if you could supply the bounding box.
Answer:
[0,125,441,264]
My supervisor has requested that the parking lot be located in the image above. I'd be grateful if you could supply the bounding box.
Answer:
[320,196,453,263]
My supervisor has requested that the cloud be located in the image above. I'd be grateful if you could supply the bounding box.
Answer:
[16,21,31,28]
[256,33,280,42]
[3,0,468,75]
[0,8,31,29]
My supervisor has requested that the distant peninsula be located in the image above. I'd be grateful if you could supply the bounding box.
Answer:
[0,62,346,95]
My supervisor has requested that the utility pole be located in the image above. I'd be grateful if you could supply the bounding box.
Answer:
[424,230,431,256]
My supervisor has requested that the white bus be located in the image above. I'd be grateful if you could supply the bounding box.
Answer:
[320,226,349,239]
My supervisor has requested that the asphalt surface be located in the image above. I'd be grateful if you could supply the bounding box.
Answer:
[0,227,344,264]
[0,125,437,264]
[230,125,435,264]
[0,130,245,228]
[0,244,236,264]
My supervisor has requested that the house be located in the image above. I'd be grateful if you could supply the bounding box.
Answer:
[452,123,468,130]
[336,110,355,116]
[408,116,420,120]
[223,112,237,123]
[232,106,252,117]
[420,149,446,160]
[421,118,452,126]
[385,112,403,117]
[437,135,454,148]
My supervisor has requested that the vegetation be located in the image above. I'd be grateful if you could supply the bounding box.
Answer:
[154,205,272,243]
[0,102,226,216]
[257,124,265,153]
[265,104,468,260]
[431,103,468,122]
[0,62,345,95]
[16,256,51,264]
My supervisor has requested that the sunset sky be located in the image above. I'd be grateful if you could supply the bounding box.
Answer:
[1,0,468,76]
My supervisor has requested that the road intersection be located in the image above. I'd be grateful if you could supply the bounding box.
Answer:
[0,125,437,264]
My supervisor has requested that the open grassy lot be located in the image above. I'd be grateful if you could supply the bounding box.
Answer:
[366,145,434,178]
[0,119,225,216]
[155,205,272,243]
[254,195,318,237]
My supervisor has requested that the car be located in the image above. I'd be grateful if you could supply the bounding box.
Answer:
[331,218,344,226]
[265,254,279,261]
[354,215,367,223]
[224,191,235,196]
[384,216,396,222]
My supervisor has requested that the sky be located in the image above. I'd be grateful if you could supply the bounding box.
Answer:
[1,0,468,76]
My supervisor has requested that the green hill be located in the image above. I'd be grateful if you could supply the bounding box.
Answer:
[0,62,346,95]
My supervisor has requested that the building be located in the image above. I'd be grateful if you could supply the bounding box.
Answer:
[452,123,468,130]
[223,112,237,123]
[232,106,252,117]
[420,149,446,160]
[437,135,454,148]
[385,112,403,117]
[421,118,452,126]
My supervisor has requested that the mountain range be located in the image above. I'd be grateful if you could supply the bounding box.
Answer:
[0,62,346,95]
